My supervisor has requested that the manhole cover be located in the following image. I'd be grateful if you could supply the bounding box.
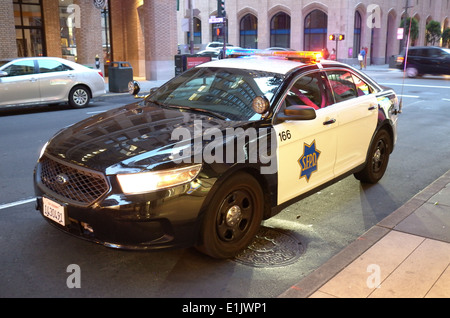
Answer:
[233,227,303,268]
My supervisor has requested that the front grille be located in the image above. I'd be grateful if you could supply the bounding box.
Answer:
[40,155,109,206]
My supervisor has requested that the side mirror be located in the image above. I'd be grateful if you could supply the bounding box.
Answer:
[276,105,317,123]
[128,80,141,96]
[0,71,8,78]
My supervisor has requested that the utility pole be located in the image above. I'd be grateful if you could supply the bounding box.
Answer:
[401,0,414,53]
[189,0,194,54]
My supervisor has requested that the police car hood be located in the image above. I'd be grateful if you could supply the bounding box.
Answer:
[45,102,242,174]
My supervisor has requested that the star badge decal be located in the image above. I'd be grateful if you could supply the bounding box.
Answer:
[298,140,321,182]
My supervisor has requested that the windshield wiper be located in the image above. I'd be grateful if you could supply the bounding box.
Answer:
[148,100,228,120]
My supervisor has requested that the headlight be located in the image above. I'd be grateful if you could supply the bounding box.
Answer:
[117,164,202,194]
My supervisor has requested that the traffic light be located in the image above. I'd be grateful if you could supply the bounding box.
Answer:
[217,0,225,17]
[329,34,345,41]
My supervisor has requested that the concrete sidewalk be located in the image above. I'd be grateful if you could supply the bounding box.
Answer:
[279,170,450,298]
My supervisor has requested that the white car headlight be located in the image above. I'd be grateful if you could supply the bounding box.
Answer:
[117,164,202,194]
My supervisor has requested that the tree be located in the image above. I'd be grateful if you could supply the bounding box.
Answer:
[400,17,419,46]
[426,20,442,46]
[442,28,450,47]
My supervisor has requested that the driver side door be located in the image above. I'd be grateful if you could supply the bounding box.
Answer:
[0,59,40,107]
[274,70,338,205]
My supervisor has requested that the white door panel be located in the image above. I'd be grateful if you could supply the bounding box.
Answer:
[274,106,338,205]
[334,94,378,176]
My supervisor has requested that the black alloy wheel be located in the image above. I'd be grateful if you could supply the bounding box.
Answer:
[354,129,392,184]
[196,172,264,259]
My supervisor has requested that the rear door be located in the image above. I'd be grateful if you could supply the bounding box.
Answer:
[0,59,40,107]
[37,59,75,103]
[325,70,378,176]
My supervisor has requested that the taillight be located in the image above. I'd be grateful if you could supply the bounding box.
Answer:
[396,56,404,63]
[97,71,104,78]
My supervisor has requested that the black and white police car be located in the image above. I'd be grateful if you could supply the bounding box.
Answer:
[34,49,400,259]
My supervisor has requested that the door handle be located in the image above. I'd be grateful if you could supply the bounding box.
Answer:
[368,104,378,111]
[323,118,336,125]
[30,78,37,82]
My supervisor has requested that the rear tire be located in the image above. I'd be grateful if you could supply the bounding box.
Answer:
[406,67,418,78]
[196,172,264,259]
[354,129,392,184]
[68,86,90,108]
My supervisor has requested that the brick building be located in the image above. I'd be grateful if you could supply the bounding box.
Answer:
[1,0,449,80]
[0,0,177,80]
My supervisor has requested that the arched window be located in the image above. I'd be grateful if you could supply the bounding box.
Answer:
[304,10,327,51]
[240,14,258,49]
[270,12,291,48]
[353,11,362,58]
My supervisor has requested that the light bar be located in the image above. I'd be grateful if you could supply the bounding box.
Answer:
[225,48,322,63]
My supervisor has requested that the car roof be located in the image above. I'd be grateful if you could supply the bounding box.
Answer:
[197,56,310,75]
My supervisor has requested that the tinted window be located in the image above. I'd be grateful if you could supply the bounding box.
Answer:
[327,71,358,103]
[284,72,330,109]
[38,60,72,73]
[2,60,35,77]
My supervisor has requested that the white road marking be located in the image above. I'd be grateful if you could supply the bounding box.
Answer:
[0,198,36,210]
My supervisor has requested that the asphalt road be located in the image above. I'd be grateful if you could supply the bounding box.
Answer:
[1,67,449,299]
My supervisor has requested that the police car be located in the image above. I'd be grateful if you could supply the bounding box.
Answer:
[34,49,400,259]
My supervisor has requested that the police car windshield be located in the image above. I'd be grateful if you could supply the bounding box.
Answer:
[148,67,283,121]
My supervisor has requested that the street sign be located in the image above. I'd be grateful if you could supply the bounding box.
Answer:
[209,16,224,23]
[397,28,404,40]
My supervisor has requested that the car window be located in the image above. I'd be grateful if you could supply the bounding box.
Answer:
[38,60,72,73]
[284,72,330,110]
[352,74,372,96]
[327,71,358,103]
[2,60,35,77]
[149,67,284,121]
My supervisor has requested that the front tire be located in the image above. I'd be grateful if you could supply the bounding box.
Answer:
[354,129,392,184]
[68,86,90,108]
[196,172,264,259]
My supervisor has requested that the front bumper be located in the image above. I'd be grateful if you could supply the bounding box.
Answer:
[34,163,214,250]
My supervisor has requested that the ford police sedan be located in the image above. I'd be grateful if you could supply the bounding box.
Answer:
[34,50,400,259]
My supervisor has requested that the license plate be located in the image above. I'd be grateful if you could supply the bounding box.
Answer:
[42,197,67,226]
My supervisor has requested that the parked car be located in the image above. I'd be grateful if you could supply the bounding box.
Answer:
[196,50,220,60]
[34,49,400,259]
[396,46,450,77]
[0,57,106,108]
[205,42,235,51]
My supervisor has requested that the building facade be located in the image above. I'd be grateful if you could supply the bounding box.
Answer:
[178,0,450,65]
[1,0,449,81]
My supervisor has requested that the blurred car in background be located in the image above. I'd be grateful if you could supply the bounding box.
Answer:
[0,57,105,109]
[396,46,450,77]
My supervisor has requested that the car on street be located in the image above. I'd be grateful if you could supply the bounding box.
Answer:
[34,49,400,259]
[196,50,220,60]
[205,42,236,51]
[396,46,450,77]
[0,57,106,109]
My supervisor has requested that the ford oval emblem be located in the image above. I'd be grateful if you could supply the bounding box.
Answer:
[55,174,69,186]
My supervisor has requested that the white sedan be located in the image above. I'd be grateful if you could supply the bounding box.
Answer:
[0,57,105,109]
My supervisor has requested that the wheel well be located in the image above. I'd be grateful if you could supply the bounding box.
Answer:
[379,123,395,154]
[202,167,273,221]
